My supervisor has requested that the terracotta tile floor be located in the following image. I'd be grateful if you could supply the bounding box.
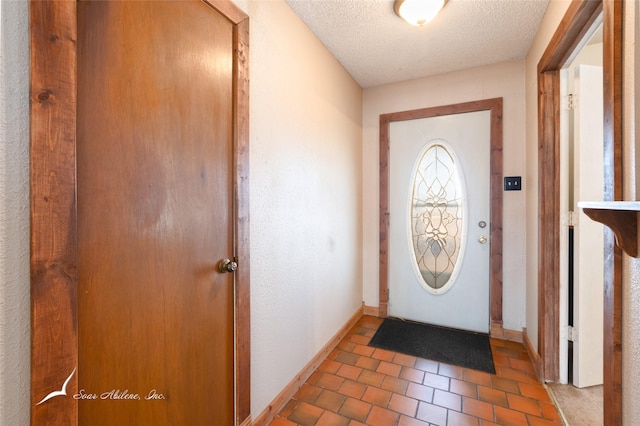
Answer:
[270,316,563,426]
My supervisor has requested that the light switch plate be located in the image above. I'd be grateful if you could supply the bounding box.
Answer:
[504,176,522,191]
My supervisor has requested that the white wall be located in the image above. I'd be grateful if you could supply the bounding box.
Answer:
[0,0,30,425]
[245,0,363,417]
[362,60,527,332]
[524,0,572,353]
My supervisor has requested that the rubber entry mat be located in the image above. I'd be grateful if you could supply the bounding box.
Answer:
[368,317,496,374]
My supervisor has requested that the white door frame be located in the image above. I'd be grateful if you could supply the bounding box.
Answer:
[378,98,506,337]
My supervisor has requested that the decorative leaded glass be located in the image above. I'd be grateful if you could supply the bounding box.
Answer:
[410,142,465,291]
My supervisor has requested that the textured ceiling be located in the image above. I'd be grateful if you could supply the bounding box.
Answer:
[286,0,550,88]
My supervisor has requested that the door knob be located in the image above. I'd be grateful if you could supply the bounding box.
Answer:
[218,258,238,273]
[478,236,487,244]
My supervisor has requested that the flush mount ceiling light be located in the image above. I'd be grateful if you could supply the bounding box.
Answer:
[394,0,446,26]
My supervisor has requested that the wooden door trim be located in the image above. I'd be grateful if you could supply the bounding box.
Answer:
[536,0,622,424]
[29,1,251,425]
[379,98,504,335]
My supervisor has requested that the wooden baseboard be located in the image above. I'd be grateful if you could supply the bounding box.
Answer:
[490,321,523,343]
[252,307,364,425]
[522,328,544,382]
[378,302,388,318]
[239,416,252,426]
[363,304,379,316]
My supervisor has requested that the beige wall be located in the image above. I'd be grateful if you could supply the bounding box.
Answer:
[243,0,364,417]
[362,60,528,332]
[0,1,30,424]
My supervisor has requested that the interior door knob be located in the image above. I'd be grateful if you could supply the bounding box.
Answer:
[478,236,487,244]
[218,258,238,273]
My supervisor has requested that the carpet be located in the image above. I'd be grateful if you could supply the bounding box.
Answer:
[368,317,495,374]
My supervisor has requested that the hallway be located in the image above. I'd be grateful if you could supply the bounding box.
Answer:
[270,316,562,426]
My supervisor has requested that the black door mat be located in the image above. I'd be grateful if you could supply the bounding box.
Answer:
[368,317,496,374]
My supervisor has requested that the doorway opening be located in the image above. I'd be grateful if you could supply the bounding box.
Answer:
[559,18,604,388]
[536,1,622,424]
[549,16,605,425]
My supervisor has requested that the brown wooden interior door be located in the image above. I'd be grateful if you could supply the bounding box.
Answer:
[76,2,234,424]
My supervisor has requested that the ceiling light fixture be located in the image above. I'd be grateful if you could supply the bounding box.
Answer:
[393,0,446,26]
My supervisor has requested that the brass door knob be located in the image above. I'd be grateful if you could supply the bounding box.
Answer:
[218,258,238,273]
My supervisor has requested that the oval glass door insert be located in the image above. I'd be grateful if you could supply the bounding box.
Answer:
[409,141,467,293]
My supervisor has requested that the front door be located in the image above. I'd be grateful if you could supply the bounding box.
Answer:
[76,2,234,424]
[388,111,491,333]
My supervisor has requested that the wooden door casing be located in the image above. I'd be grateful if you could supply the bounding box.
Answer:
[29,1,250,425]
